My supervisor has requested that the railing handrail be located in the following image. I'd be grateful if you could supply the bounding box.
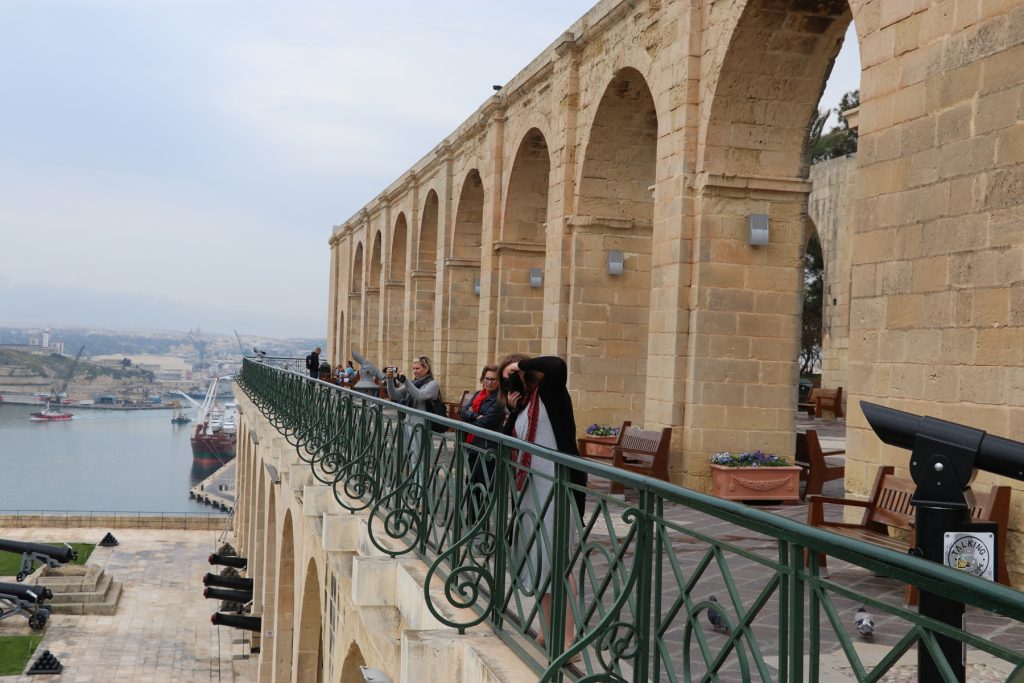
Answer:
[239,358,1024,681]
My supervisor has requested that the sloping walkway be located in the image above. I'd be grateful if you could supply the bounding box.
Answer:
[0,528,255,682]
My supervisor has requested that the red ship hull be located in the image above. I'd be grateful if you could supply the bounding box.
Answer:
[191,424,237,467]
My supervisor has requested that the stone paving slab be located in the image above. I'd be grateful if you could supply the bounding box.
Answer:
[0,528,255,682]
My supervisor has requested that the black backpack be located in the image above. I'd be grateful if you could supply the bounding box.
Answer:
[428,394,448,433]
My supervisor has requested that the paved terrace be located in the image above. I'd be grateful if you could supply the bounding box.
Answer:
[1,417,1021,681]
[0,528,255,682]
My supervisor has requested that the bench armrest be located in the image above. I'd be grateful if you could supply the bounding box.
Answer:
[820,448,846,456]
[806,495,872,527]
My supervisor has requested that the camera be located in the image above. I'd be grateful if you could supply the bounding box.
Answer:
[501,374,525,395]
[384,366,399,375]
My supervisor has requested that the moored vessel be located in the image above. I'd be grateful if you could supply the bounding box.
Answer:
[190,378,237,466]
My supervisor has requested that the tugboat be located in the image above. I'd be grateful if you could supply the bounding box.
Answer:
[29,403,74,421]
[170,401,192,425]
[190,377,237,467]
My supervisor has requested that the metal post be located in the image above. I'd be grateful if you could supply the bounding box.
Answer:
[914,505,968,681]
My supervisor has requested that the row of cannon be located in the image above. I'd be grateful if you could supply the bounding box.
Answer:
[0,538,76,631]
[206,552,261,633]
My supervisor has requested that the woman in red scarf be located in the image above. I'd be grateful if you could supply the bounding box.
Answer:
[498,353,586,655]
[459,365,504,521]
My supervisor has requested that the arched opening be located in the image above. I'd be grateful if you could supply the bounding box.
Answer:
[339,642,367,683]
[349,243,364,353]
[446,170,484,390]
[572,67,657,428]
[413,191,439,359]
[367,232,383,360]
[800,223,824,393]
[258,484,277,683]
[332,246,344,363]
[272,511,295,683]
[685,0,854,487]
[295,559,323,682]
[386,214,409,366]
[498,128,550,357]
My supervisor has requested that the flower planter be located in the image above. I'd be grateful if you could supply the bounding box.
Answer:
[710,464,802,503]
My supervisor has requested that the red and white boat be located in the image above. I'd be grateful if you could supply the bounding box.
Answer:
[30,403,74,421]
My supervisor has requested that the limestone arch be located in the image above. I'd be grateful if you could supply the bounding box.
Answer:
[687,0,856,468]
[386,215,409,364]
[446,169,485,389]
[367,232,383,360]
[272,509,295,683]
[295,558,323,683]
[350,243,364,353]
[571,67,658,426]
[497,128,551,356]
[252,465,267,615]
[258,484,277,683]
[413,190,440,359]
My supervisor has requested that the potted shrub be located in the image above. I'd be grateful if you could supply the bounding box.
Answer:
[582,424,621,458]
[709,450,801,503]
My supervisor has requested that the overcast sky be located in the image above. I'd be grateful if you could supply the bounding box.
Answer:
[0,1,859,339]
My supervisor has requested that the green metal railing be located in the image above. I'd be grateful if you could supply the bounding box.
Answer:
[238,358,1024,682]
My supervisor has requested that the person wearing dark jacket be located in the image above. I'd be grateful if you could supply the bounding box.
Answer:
[305,347,320,378]
[498,353,586,653]
[460,365,505,521]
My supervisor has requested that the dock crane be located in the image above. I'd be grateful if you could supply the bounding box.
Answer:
[50,345,85,404]
[233,330,246,358]
[189,329,208,373]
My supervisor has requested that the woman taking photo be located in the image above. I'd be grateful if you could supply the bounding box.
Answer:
[386,356,440,467]
[498,353,587,653]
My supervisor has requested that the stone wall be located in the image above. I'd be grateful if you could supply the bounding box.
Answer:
[326,0,1024,578]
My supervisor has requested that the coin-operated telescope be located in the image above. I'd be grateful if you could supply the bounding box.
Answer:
[862,401,1024,683]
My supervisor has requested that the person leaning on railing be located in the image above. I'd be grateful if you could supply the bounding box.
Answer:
[499,353,587,653]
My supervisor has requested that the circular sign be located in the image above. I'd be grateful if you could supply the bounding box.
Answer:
[945,534,991,578]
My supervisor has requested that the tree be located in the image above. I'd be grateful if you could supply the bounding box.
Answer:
[800,232,824,376]
[810,89,860,163]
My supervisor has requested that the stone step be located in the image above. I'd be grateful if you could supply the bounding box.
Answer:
[35,564,103,593]
[48,572,112,604]
[49,579,122,616]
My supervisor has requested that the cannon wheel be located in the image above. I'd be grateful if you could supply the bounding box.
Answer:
[16,571,26,582]
[28,612,47,630]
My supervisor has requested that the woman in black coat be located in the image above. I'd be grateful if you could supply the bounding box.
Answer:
[459,365,505,521]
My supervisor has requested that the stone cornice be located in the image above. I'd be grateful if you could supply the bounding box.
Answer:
[694,173,812,197]
[493,240,545,255]
[410,269,437,280]
[383,279,405,289]
[566,215,653,232]
[443,258,482,269]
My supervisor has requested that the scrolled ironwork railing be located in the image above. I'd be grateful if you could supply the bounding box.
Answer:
[237,359,1024,683]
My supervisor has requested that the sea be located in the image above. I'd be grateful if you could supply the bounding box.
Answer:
[0,403,216,514]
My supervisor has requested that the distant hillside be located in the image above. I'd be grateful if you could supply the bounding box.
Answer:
[0,348,154,383]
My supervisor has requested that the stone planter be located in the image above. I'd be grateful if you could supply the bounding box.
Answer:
[709,464,802,503]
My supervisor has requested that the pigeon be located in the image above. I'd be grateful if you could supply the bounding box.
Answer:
[854,605,874,638]
[707,595,730,635]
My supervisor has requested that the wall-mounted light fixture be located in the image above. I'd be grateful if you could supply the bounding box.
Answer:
[529,268,543,289]
[473,277,481,296]
[748,214,769,246]
[608,250,624,276]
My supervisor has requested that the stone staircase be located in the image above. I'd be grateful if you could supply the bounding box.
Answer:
[34,564,122,616]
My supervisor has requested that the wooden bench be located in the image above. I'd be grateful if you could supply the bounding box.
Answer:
[795,430,845,499]
[446,390,473,421]
[807,465,1011,604]
[577,421,672,494]
[799,387,844,419]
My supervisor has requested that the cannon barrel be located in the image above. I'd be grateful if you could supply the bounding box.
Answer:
[0,581,53,603]
[211,612,261,632]
[208,553,247,569]
[0,539,77,564]
[203,586,253,603]
[203,573,253,591]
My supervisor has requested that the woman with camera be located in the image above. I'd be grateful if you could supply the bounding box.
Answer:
[385,355,441,470]
[498,353,586,654]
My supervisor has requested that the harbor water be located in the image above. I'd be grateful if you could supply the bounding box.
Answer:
[0,402,216,513]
